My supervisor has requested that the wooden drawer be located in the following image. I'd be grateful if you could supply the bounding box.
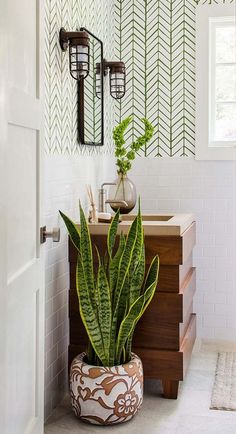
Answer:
[69,222,196,267]
[69,253,193,294]
[132,313,196,381]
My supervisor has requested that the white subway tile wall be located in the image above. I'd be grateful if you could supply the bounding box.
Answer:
[129,157,236,343]
[43,155,116,419]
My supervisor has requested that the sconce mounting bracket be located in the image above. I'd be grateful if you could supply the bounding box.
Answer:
[59,28,69,51]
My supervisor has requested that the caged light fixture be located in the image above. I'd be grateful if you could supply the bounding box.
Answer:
[59,28,90,80]
[59,27,126,146]
[106,61,126,99]
[95,61,126,100]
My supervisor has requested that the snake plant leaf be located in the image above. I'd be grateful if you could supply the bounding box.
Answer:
[129,199,143,277]
[115,255,159,362]
[79,204,96,309]
[141,256,159,316]
[107,209,120,258]
[125,323,135,362]
[87,341,96,366]
[96,251,112,365]
[125,246,146,360]
[109,275,129,366]
[59,210,80,251]
[109,233,126,301]
[144,252,160,294]
[130,244,145,306]
[114,216,138,310]
[76,254,106,365]
[116,275,129,330]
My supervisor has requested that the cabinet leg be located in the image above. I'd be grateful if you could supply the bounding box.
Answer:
[162,380,179,399]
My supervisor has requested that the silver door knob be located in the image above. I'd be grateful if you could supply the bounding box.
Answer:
[40,226,60,244]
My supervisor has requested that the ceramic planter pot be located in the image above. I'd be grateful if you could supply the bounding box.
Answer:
[70,352,143,425]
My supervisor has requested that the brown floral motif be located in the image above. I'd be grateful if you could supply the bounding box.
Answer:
[88,367,107,378]
[124,361,139,377]
[77,386,91,401]
[114,390,139,418]
[100,376,128,396]
[124,358,143,383]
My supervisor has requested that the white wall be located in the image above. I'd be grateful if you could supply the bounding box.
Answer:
[43,155,115,419]
[129,157,236,342]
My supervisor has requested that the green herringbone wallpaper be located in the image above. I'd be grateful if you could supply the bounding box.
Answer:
[44,0,115,154]
[114,0,235,157]
[45,0,235,155]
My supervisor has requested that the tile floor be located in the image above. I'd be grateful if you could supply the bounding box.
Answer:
[45,342,236,434]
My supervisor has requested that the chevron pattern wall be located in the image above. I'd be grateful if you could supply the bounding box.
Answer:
[44,0,115,154]
[44,0,235,156]
[114,0,235,157]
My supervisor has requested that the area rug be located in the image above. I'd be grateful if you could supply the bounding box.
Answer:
[210,352,236,411]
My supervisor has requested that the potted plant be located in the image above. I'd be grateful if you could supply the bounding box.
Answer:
[60,202,159,425]
[109,116,154,214]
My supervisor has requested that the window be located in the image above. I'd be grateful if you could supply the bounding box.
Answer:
[196,3,236,160]
[210,18,236,145]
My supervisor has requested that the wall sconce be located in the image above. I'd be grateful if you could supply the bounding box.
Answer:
[106,61,126,99]
[59,27,126,146]
[96,61,126,100]
[59,28,90,80]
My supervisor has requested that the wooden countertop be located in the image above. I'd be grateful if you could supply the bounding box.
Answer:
[81,213,195,236]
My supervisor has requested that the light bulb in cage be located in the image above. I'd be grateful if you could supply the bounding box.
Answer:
[107,61,126,100]
[59,28,90,80]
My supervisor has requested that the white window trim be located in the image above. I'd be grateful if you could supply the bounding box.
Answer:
[195,3,236,160]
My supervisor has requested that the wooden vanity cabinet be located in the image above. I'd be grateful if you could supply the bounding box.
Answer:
[68,221,196,399]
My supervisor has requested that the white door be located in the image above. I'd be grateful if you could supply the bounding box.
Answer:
[0,0,45,433]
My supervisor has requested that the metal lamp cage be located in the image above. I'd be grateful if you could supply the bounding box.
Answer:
[69,43,90,80]
[59,28,90,81]
[109,62,126,99]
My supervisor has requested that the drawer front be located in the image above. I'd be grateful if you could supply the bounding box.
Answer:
[69,287,183,323]
[69,222,196,267]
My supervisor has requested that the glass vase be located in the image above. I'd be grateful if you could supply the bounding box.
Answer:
[108,173,136,214]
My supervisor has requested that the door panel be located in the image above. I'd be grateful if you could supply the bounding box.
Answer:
[8,0,37,96]
[6,266,42,434]
[7,125,37,280]
[3,0,45,433]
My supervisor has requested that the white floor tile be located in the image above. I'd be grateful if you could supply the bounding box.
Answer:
[44,348,236,434]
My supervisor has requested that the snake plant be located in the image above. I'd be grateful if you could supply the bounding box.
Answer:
[59,202,159,367]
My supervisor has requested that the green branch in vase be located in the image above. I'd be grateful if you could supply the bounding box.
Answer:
[113,116,155,176]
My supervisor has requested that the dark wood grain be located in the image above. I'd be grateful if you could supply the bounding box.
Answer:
[182,314,197,377]
[162,380,179,399]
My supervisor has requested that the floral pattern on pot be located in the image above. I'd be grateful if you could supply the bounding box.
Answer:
[70,352,143,425]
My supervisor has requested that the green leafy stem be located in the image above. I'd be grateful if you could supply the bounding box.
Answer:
[113,116,155,175]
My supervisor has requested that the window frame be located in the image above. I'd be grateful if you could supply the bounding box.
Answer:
[195,3,236,160]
